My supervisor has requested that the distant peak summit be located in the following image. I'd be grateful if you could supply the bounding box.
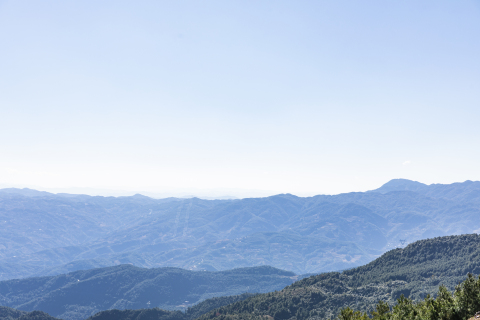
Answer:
[131,193,151,198]
[372,179,428,194]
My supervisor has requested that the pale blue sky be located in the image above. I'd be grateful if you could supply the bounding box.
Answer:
[1,0,479,196]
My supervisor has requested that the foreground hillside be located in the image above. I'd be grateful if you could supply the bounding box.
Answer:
[1,179,480,279]
[5,273,480,320]
[0,266,293,320]
[196,234,480,320]
[338,273,480,320]
[2,234,480,320]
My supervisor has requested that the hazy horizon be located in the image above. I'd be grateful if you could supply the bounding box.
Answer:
[1,1,479,195]
[0,178,475,199]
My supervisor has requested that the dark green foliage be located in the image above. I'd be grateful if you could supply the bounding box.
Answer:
[195,234,480,320]
[343,234,480,292]
[185,293,257,320]
[0,265,293,320]
[337,307,369,320]
[339,273,480,320]
[369,300,390,320]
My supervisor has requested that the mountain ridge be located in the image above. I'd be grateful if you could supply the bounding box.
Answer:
[0,265,297,320]
[1,179,480,280]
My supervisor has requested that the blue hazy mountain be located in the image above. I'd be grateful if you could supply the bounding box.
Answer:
[372,178,480,203]
[1,179,480,280]
[371,178,429,193]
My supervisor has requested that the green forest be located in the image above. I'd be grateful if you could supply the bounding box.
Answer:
[338,273,480,320]
[195,234,480,320]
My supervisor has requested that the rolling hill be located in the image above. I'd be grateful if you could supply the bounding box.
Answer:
[0,265,295,320]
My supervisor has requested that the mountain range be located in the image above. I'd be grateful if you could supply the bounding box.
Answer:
[1,179,480,280]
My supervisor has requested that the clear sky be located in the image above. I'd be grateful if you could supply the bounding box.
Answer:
[1,0,479,197]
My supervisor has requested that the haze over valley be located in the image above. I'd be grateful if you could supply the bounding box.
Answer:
[1,179,480,281]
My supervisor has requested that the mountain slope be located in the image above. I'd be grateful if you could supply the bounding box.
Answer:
[371,179,429,194]
[0,265,296,320]
[196,234,480,320]
[0,307,60,320]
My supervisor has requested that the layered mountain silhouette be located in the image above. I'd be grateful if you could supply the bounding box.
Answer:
[1,179,480,280]
[3,234,480,320]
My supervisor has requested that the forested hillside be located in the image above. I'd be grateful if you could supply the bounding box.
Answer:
[3,234,480,320]
[1,180,480,280]
[196,234,480,320]
[6,271,480,320]
[0,265,294,320]
[337,273,480,320]
[0,306,60,320]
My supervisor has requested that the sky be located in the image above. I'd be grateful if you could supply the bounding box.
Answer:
[1,0,479,197]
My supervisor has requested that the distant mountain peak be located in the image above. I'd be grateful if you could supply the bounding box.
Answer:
[371,179,428,194]
[131,193,151,198]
